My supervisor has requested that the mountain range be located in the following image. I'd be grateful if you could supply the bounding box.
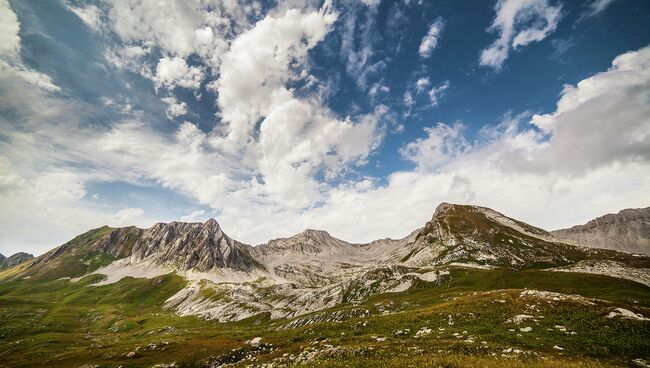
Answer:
[3,203,648,323]
[1,202,649,367]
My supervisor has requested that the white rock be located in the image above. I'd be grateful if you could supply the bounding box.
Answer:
[606,308,649,321]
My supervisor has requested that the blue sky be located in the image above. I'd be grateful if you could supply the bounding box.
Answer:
[1,0,649,255]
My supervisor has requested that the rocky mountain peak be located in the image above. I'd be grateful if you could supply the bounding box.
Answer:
[404,203,575,268]
[126,219,259,272]
[296,228,334,240]
[432,202,455,217]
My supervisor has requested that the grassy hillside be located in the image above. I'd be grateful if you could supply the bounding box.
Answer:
[0,268,648,367]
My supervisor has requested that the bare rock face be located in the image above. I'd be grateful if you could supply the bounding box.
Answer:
[24,219,261,279]
[552,207,650,254]
[129,219,260,272]
[0,252,34,269]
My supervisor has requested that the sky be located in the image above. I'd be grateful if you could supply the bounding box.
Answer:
[0,0,649,256]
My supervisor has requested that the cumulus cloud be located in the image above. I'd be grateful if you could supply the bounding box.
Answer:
[418,17,444,58]
[161,96,188,118]
[214,7,337,149]
[480,0,562,70]
[154,56,204,90]
[104,0,250,59]
[400,123,469,170]
[96,0,258,86]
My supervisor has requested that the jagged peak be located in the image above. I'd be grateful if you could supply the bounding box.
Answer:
[148,217,223,231]
[432,202,457,217]
[204,218,220,227]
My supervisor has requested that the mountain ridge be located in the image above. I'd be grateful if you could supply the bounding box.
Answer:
[3,202,649,323]
[552,206,650,255]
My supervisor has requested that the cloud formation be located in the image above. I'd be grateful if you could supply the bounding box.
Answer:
[0,0,648,257]
[480,0,562,70]
[418,17,444,58]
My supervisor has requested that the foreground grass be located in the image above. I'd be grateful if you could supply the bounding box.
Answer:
[0,268,648,367]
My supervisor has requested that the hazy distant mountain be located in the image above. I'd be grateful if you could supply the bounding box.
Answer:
[552,207,650,255]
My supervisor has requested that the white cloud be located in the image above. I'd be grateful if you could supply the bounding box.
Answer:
[104,0,249,59]
[180,209,206,222]
[0,1,60,92]
[480,0,562,70]
[257,99,383,207]
[427,80,449,106]
[338,4,385,90]
[368,82,390,98]
[161,95,188,118]
[403,90,414,108]
[400,123,468,170]
[0,0,20,59]
[66,4,102,31]
[415,77,430,92]
[108,207,145,226]
[418,17,444,58]
[154,56,204,90]
[99,0,257,84]
[213,6,338,153]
